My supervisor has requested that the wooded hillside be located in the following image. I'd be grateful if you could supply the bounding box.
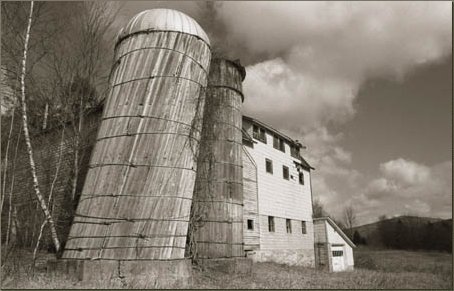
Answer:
[352,216,452,252]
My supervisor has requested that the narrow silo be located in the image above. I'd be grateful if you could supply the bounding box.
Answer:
[63,9,211,261]
[190,58,246,259]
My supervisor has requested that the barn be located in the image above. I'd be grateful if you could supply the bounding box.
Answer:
[241,115,316,267]
[313,217,356,272]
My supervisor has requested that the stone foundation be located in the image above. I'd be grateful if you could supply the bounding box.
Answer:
[246,249,315,267]
[47,259,192,288]
[196,257,252,274]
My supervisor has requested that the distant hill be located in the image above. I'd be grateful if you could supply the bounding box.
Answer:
[352,216,452,252]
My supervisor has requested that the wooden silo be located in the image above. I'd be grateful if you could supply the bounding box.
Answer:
[190,58,246,259]
[63,9,211,261]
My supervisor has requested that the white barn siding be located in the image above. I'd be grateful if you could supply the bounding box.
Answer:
[326,222,354,269]
[242,118,315,267]
[242,146,260,251]
[258,215,314,251]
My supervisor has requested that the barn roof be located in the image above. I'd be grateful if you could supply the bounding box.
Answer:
[118,9,210,45]
[243,115,302,148]
[313,217,356,248]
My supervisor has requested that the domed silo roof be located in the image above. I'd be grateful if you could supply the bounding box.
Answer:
[118,8,210,45]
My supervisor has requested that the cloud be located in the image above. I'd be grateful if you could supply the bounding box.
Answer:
[379,158,431,186]
[361,159,452,222]
[242,58,357,132]
[367,178,398,195]
[211,1,451,132]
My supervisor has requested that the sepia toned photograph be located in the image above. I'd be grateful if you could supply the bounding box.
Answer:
[0,1,452,289]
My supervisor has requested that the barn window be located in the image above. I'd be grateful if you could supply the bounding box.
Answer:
[283,166,289,180]
[268,216,275,232]
[291,146,299,158]
[247,219,254,230]
[286,219,292,233]
[273,135,279,149]
[273,135,286,152]
[253,125,267,143]
[253,125,259,139]
[301,221,307,234]
[299,172,304,185]
[332,250,343,257]
[279,139,285,152]
[265,159,273,174]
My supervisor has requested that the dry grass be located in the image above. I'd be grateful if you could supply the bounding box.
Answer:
[190,250,452,289]
[1,247,452,289]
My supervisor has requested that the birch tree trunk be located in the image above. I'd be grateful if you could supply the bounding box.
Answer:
[33,127,65,262]
[42,102,48,130]
[18,1,60,253]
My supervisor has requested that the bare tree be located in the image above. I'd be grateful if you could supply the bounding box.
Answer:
[343,204,356,239]
[17,1,61,253]
[312,198,327,218]
[46,1,119,201]
[1,1,119,254]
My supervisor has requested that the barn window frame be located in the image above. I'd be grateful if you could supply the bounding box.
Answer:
[286,219,292,233]
[301,221,307,234]
[299,171,304,185]
[283,166,289,180]
[268,216,275,232]
[273,135,286,153]
[247,219,254,230]
[253,125,267,144]
[291,145,300,159]
[332,250,344,257]
[265,159,273,174]
[273,135,279,150]
[279,139,285,152]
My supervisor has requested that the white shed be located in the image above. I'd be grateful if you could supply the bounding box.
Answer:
[313,217,355,272]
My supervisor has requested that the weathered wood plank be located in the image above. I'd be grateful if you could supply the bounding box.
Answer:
[190,59,246,259]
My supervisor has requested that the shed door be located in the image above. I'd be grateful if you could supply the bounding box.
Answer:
[331,247,345,272]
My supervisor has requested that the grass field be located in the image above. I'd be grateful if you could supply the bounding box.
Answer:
[1,247,452,289]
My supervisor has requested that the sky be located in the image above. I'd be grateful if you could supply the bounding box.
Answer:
[115,1,452,225]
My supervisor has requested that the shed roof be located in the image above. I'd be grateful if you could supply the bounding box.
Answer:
[313,217,356,248]
[118,9,210,45]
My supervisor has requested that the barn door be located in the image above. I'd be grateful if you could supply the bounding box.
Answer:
[331,246,345,272]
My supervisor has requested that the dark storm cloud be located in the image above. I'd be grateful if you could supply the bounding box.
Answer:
[209,1,452,132]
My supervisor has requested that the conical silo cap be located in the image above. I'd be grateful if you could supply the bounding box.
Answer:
[118,8,210,46]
